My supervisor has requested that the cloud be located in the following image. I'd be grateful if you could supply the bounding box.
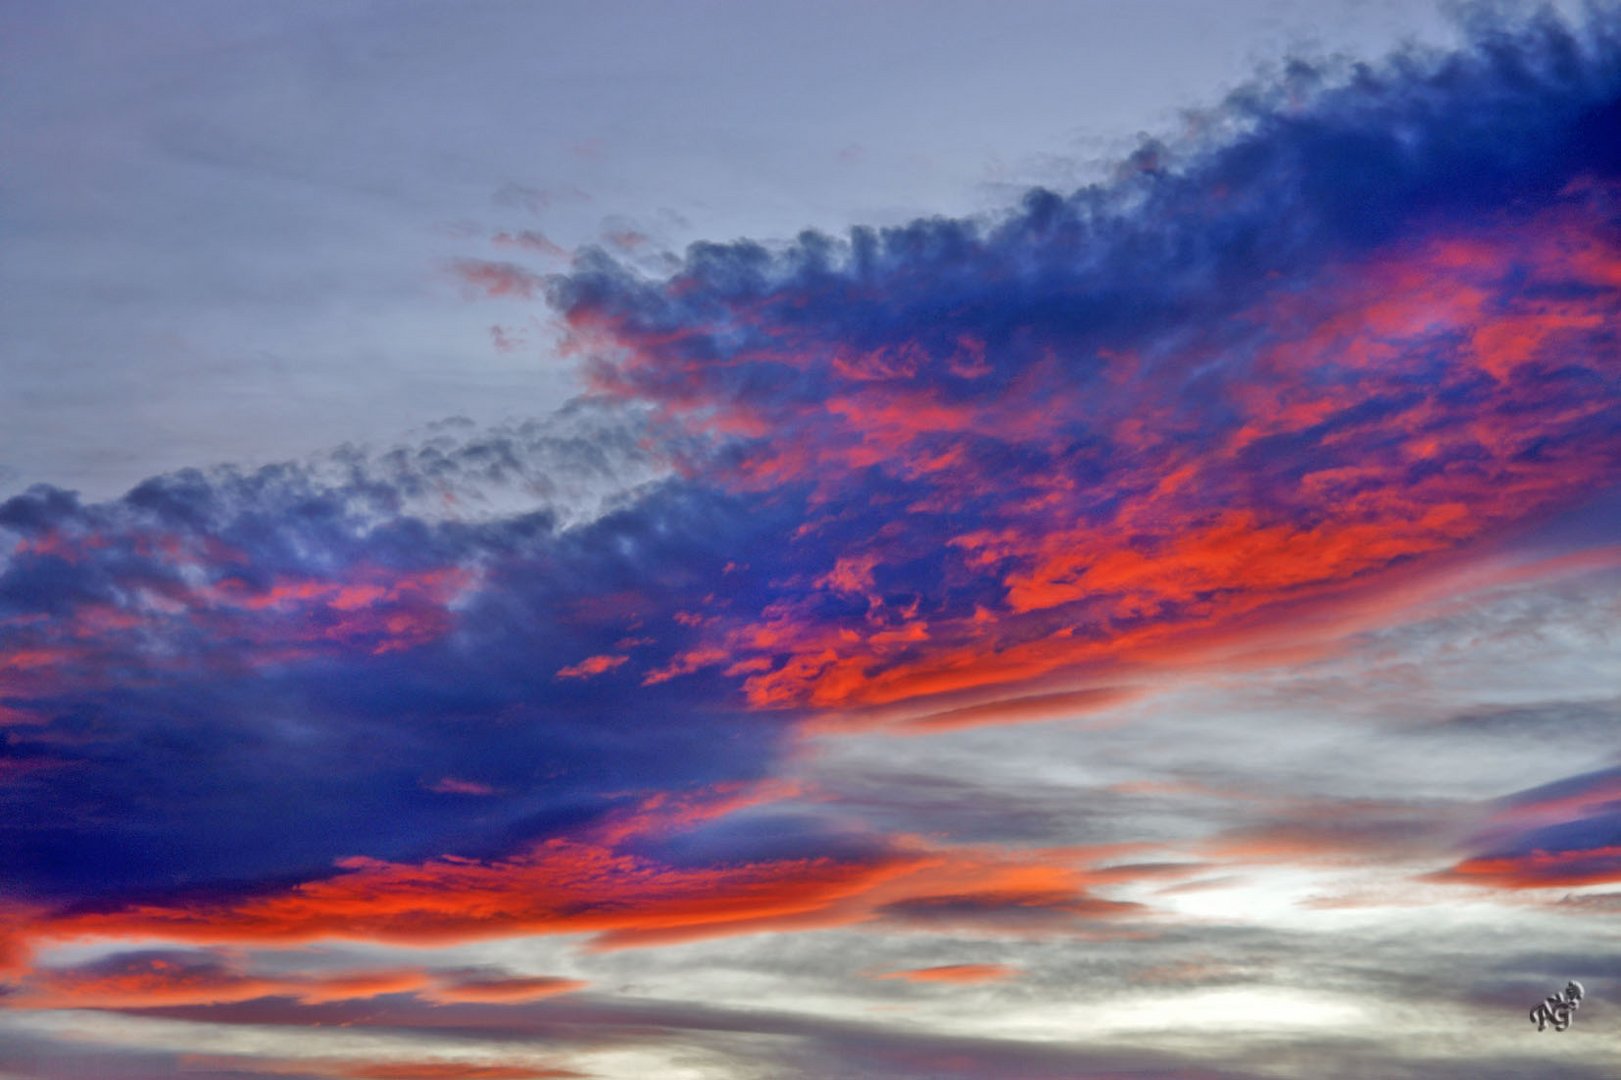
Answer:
[422,974,589,1005]
[1203,795,1475,865]
[31,807,1150,956]
[101,991,1290,1080]
[46,911,1619,1079]
[451,260,548,299]
[1420,764,1621,889]
[1430,779,1621,890]
[429,777,500,796]
[331,1066,580,1080]
[492,182,590,215]
[0,1024,587,1080]
[1,948,431,1010]
[875,887,1143,930]
[555,653,629,680]
[0,413,786,908]
[0,920,29,976]
[870,963,1017,984]
[1489,765,1621,827]
[493,230,570,259]
[180,1055,584,1080]
[1,947,592,1019]
[881,685,1144,734]
[542,8,1621,720]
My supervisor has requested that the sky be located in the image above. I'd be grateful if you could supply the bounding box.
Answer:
[1,2,1619,1079]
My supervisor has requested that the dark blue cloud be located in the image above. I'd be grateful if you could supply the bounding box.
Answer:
[0,450,799,905]
[538,4,1621,720]
[550,7,1621,399]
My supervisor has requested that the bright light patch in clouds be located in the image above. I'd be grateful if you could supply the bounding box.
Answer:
[4,3,1621,1079]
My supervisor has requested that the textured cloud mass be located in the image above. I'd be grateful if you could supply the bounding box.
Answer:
[548,14,1621,718]
[4,7,1621,1079]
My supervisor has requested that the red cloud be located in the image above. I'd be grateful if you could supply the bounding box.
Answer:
[6,959,267,1011]
[1429,770,1621,890]
[293,969,433,1004]
[873,963,1018,984]
[1,946,593,1017]
[3,952,431,1010]
[339,1066,579,1080]
[421,975,587,1004]
[0,927,29,976]
[592,778,804,846]
[40,837,919,950]
[871,685,1144,735]
[1429,845,1621,890]
[27,790,1154,957]
[554,653,629,680]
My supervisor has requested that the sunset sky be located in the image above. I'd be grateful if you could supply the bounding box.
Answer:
[3,3,1620,1078]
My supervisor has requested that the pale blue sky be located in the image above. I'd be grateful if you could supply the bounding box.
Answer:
[1,0,1478,498]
